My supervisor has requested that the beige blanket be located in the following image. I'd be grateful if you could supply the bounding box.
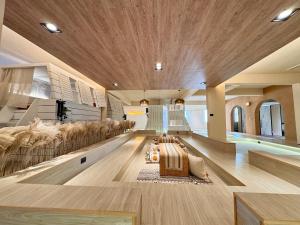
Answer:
[163,143,184,171]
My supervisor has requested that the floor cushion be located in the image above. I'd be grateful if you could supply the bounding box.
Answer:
[188,154,207,179]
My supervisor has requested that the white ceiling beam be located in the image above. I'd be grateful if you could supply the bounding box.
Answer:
[226,88,263,96]
[225,73,300,85]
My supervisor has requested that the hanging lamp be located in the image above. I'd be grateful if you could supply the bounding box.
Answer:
[174,89,185,106]
[140,90,149,107]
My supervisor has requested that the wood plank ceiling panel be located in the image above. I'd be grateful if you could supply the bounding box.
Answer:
[3,0,300,89]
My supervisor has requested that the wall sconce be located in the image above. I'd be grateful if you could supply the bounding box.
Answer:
[245,102,251,107]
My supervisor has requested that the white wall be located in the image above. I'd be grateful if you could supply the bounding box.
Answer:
[123,106,147,130]
[185,105,207,134]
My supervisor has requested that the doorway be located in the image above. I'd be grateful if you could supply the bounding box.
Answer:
[259,100,285,137]
[231,106,246,133]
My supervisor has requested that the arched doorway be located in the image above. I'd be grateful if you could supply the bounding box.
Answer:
[259,100,285,137]
[231,106,246,133]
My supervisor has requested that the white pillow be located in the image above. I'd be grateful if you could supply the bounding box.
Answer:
[188,154,207,179]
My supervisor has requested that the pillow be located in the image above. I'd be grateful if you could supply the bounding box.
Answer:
[182,146,188,152]
[188,154,207,179]
[179,142,185,148]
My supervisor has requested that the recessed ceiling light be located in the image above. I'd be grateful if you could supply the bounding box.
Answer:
[40,22,62,33]
[155,62,162,71]
[272,8,300,22]
[113,82,118,87]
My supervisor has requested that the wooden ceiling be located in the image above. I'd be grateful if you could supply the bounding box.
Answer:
[4,0,300,90]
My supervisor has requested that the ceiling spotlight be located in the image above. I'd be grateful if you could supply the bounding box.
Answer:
[40,22,62,33]
[155,62,162,71]
[113,82,118,87]
[272,8,300,22]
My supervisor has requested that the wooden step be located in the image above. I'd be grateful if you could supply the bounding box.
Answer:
[65,135,146,186]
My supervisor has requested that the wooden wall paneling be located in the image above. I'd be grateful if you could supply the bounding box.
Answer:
[58,74,74,101]
[94,89,106,108]
[74,81,82,104]
[78,81,94,106]
[107,94,124,121]
[36,99,57,121]
[47,70,62,100]
[65,101,101,122]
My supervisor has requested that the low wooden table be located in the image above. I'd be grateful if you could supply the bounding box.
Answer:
[159,143,189,177]
[234,192,300,225]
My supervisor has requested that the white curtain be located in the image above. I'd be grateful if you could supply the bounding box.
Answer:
[0,68,34,108]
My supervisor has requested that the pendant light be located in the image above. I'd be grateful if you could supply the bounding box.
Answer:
[174,89,185,106]
[140,90,149,107]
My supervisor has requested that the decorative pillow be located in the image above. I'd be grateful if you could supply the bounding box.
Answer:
[188,154,207,179]
[150,151,160,162]
[179,142,185,148]
[182,146,188,152]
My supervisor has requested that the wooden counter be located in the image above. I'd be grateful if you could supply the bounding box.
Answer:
[0,183,142,225]
[234,192,300,225]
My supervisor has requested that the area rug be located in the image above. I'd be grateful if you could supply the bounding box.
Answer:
[137,167,212,185]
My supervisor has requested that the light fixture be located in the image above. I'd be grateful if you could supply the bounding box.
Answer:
[40,22,62,33]
[272,8,300,22]
[113,82,118,87]
[140,90,149,107]
[155,62,162,71]
[175,89,185,106]
[245,102,251,107]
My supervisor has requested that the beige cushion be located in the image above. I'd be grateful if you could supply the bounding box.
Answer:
[188,154,206,179]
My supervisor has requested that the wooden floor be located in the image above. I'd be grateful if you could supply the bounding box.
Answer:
[181,135,300,194]
[2,133,300,225]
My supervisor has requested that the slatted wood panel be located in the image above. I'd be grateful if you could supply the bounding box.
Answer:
[34,99,101,122]
[4,0,300,89]
[47,68,62,100]
[94,88,106,107]
[168,105,190,131]
[59,74,73,102]
[78,81,94,106]
[107,94,124,121]
[146,105,163,133]
[65,101,101,122]
[37,99,57,121]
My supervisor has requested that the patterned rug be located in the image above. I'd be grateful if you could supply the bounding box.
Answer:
[137,167,212,185]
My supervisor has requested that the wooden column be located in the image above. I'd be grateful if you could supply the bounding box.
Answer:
[206,83,226,141]
[292,83,300,144]
[0,0,4,42]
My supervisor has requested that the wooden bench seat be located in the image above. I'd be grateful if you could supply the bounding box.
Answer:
[249,150,300,187]
[65,136,146,186]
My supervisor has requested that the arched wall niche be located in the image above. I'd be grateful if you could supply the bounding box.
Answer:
[225,86,297,141]
[230,105,246,133]
[255,99,284,137]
